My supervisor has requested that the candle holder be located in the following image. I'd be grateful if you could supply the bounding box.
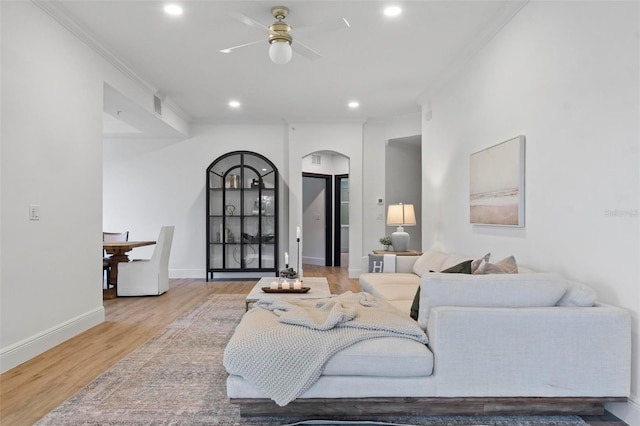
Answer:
[296,237,301,281]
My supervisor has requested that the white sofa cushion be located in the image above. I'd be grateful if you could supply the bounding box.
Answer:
[322,336,433,377]
[359,273,419,301]
[417,273,568,329]
[556,280,597,307]
[387,299,413,314]
[411,250,450,276]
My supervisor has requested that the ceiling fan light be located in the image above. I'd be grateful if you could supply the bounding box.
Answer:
[269,40,292,64]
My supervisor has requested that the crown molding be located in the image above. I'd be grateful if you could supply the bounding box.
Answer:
[416,0,530,105]
[31,0,191,123]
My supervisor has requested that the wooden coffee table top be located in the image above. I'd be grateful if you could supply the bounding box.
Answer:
[245,276,331,310]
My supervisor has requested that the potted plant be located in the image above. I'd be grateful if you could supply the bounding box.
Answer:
[379,236,392,251]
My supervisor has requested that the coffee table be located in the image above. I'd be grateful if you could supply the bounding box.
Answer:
[245,276,331,311]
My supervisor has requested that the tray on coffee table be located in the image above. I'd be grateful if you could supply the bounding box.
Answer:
[245,277,330,311]
[261,287,310,293]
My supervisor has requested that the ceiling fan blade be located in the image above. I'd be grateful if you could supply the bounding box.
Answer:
[295,17,350,38]
[293,40,322,61]
[228,12,273,34]
[219,39,264,54]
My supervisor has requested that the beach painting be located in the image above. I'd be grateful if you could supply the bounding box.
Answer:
[470,136,525,226]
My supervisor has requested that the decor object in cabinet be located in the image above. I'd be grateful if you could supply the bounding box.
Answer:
[206,151,278,280]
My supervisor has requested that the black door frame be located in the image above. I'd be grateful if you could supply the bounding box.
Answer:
[334,174,349,267]
[302,173,333,266]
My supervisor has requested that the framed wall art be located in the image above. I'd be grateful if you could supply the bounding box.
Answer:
[470,135,525,227]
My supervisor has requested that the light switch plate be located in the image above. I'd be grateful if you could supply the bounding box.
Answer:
[29,204,40,221]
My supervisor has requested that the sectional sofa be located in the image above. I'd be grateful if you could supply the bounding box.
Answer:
[225,250,631,418]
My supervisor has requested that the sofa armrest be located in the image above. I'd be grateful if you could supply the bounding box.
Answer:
[396,256,419,272]
[426,304,631,398]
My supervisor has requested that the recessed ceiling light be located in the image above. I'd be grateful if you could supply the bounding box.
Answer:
[348,101,360,109]
[164,4,183,16]
[228,100,241,108]
[384,6,402,17]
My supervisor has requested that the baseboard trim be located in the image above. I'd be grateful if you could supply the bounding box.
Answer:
[0,306,105,373]
[606,396,640,426]
[302,257,324,266]
[169,268,205,279]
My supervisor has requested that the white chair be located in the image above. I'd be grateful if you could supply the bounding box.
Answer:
[117,226,174,296]
[103,231,129,287]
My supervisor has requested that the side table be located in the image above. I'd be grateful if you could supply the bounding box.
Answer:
[373,250,423,256]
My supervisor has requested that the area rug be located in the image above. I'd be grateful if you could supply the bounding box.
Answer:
[37,293,588,426]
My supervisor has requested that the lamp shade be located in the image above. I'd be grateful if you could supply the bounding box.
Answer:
[386,204,416,226]
[386,203,416,252]
[269,40,292,64]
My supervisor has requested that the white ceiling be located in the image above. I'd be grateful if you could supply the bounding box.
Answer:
[51,0,527,126]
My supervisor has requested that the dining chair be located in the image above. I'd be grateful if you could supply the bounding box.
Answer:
[117,226,175,296]
[103,231,129,287]
[103,231,130,243]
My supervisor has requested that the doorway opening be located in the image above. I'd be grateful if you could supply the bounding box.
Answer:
[301,152,349,268]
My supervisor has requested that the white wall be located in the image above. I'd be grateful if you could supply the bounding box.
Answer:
[289,123,364,277]
[301,152,349,175]
[385,137,422,251]
[362,115,422,255]
[105,120,420,279]
[106,123,367,278]
[0,1,190,372]
[1,2,105,371]
[104,123,288,278]
[421,1,639,422]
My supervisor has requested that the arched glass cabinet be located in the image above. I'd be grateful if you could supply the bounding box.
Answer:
[206,151,278,280]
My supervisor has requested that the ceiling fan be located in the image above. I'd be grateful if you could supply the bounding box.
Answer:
[220,5,349,64]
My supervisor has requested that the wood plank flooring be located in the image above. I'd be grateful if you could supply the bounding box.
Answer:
[0,265,626,425]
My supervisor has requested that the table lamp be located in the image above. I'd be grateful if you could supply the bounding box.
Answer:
[386,203,416,252]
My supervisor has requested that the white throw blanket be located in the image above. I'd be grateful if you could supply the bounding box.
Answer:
[223,291,428,406]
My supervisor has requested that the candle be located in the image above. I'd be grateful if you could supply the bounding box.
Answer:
[284,252,289,266]
[270,280,278,290]
[293,279,302,290]
[296,226,301,239]
[281,281,290,290]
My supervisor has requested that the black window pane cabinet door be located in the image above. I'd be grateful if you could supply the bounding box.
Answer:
[206,151,278,280]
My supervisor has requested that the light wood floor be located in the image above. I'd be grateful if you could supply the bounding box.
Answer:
[0,265,626,425]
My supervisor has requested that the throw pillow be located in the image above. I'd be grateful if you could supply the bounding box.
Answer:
[470,252,490,274]
[473,255,518,274]
[368,254,384,273]
[441,259,473,274]
[411,250,450,277]
[367,254,396,273]
[410,260,473,320]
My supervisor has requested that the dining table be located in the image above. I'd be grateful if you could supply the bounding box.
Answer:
[103,240,156,298]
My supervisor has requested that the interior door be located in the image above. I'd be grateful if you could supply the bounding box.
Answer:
[334,174,349,267]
